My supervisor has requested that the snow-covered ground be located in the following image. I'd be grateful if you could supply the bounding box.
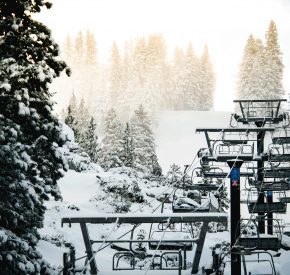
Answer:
[155,111,231,173]
[38,110,290,275]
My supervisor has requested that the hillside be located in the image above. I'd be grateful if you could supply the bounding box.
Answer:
[37,110,290,275]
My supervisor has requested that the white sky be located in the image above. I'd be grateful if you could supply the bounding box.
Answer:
[36,0,290,111]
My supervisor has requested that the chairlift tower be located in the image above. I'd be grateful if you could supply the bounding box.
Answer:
[233,99,287,235]
[196,99,288,275]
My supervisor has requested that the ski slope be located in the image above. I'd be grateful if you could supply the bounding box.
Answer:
[155,111,231,173]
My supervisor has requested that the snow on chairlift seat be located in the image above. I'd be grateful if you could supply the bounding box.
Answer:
[248,180,290,191]
[172,197,210,213]
[248,202,287,214]
[239,218,282,251]
[239,234,281,251]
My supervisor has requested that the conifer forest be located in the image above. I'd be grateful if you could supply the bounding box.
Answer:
[1,1,290,275]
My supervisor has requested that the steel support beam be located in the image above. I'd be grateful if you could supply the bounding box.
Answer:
[227,159,243,275]
[80,222,98,275]
[191,222,209,274]
[62,213,227,225]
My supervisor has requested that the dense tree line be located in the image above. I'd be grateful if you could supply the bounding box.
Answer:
[64,100,162,175]
[0,0,69,273]
[237,20,284,100]
[59,32,215,122]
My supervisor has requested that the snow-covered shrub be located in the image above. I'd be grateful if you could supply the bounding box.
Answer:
[165,163,185,187]
[59,124,102,172]
[96,167,146,212]
[0,228,54,274]
[101,168,145,204]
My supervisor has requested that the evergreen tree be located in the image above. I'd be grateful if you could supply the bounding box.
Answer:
[237,35,264,99]
[0,0,69,273]
[200,45,215,110]
[68,92,78,115]
[131,105,161,175]
[81,117,99,162]
[64,105,79,139]
[144,34,168,113]
[99,109,123,170]
[74,31,85,66]
[264,20,284,98]
[184,43,201,110]
[109,42,122,107]
[63,34,73,64]
[237,21,284,100]
[172,47,186,110]
[85,30,97,66]
[120,122,135,167]
[76,97,90,140]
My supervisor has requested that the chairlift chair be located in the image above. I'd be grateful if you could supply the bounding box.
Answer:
[239,218,282,251]
[233,99,286,125]
[247,189,287,214]
[268,143,290,162]
[263,167,290,179]
[248,178,290,192]
[272,126,290,144]
[240,250,277,275]
[148,222,195,251]
[172,189,211,213]
[277,190,290,203]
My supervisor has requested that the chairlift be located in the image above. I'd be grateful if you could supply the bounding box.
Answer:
[272,126,290,144]
[215,143,254,156]
[202,166,226,178]
[263,167,290,178]
[239,218,282,251]
[172,189,211,213]
[248,178,290,191]
[221,129,250,145]
[233,99,286,124]
[268,143,290,162]
[247,189,287,213]
[113,252,135,270]
[277,191,290,203]
[148,222,195,251]
[239,250,277,275]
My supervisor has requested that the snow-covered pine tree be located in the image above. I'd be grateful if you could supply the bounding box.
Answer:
[64,105,79,139]
[74,31,85,66]
[237,34,265,100]
[76,97,90,141]
[68,92,78,116]
[80,117,99,162]
[0,0,69,273]
[166,163,183,186]
[264,20,284,98]
[120,122,135,167]
[237,22,284,101]
[183,43,200,110]
[143,34,168,114]
[85,30,97,66]
[131,105,162,175]
[172,47,186,110]
[63,34,73,65]
[109,42,123,107]
[99,109,124,170]
[200,45,215,110]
